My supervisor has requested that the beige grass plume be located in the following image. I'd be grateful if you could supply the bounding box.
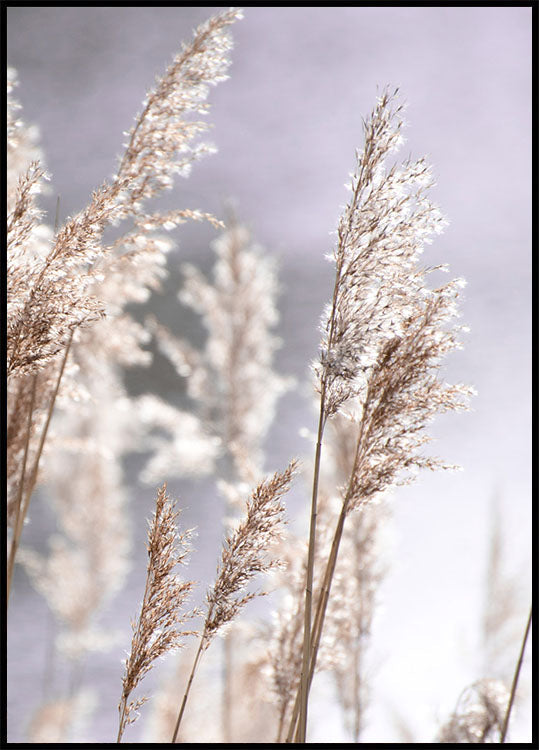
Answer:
[7,7,243,379]
[6,7,243,610]
[293,88,474,741]
[117,484,196,742]
[322,413,388,741]
[437,679,509,743]
[141,208,291,741]
[146,208,292,490]
[171,460,298,742]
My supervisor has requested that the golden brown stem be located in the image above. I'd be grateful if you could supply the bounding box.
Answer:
[287,502,347,742]
[500,605,532,743]
[6,374,36,604]
[297,391,326,742]
[289,419,365,742]
[171,637,206,743]
[7,332,73,608]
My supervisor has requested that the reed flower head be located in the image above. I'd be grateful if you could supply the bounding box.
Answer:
[203,461,298,643]
[169,461,297,744]
[316,89,474,511]
[27,690,97,744]
[149,211,293,488]
[7,8,242,379]
[7,7,242,620]
[7,68,48,213]
[18,368,132,659]
[134,394,221,484]
[293,88,474,743]
[438,679,509,743]
[317,90,449,416]
[117,484,196,740]
[114,7,242,203]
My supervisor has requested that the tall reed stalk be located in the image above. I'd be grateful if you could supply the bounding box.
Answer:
[6,7,242,613]
[117,485,196,743]
[292,88,473,740]
[500,605,532,743]
[6,332,73,607]
[297,388,327,742]
[171,462,296,742]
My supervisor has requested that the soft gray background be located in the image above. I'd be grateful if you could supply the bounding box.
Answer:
[6,5,532,744]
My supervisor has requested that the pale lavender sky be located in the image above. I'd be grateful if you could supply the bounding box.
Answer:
[6,6,532,743]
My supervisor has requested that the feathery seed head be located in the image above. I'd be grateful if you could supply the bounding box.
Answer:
[117,485,197,739]
[314,89,473,508]
[438,679,510,743]
[203,461,297,644]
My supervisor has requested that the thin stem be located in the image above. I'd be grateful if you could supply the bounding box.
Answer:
[54,195,61,232]
[117,540,158,744]
[7,330,73,607]
[297,390,326,742]
[295,141,366,741]
[6,374,36,605]
[28,330,73,490]
[307,502,347,682]
[500,605,532,743]
[289,420,366,742]
[171,637,206,743]
[222,631,233,742]
[117,700,128,744]
[276,702,286,743]
[6,196,63,606]
[287,502,347,743]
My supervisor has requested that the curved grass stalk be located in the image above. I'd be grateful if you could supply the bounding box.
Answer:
[171,639,205,743]
[6,374,36,604]
[6,331,73,608]
[297,393,327,742]
[500,605,532,742]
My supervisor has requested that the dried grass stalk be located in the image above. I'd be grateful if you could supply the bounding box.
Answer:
[7,7,242,380]
[117,485,196,742]
[147,208,292,489]
[171,461,297,742]
[6,6,242,611]
[438,679,509,743]
[500,605,532,743]
[293,87,474,741]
